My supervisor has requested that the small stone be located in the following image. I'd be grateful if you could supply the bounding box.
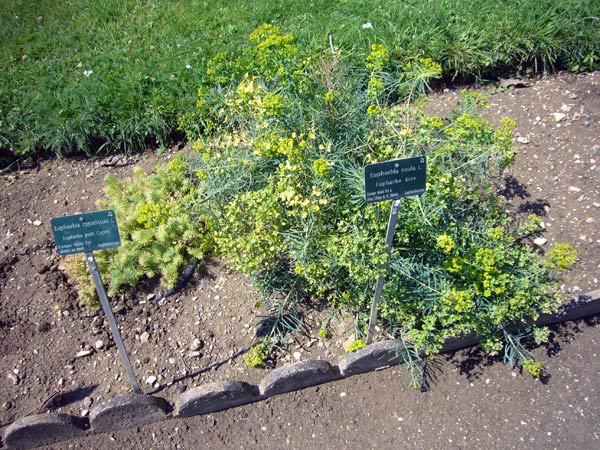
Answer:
[533,237,547,246]
[189,351,202,358]
[146,294,155,301]
[140,332,150,344]
[95,340,104,350]
[517,136,529,144]
[83,396,93,408]
[7,371,20,385]
[168,357,176,364]
[2,401,13,410]
[81,409,89,417]
[146,375,157,385]
[32,220,42,226]
[340,392,347,397]
[190,338,204,351]
[568,186,582,193]
[293,351,302,360]
[552,113,566,122]
[75,349,93,358]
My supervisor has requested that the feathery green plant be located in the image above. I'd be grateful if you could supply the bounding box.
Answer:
[187,25,576,383]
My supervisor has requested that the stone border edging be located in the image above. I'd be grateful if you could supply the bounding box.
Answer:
[176,380,258,418]
[2,413,87,449]
[3,289,599,449]
[89,394,168,433]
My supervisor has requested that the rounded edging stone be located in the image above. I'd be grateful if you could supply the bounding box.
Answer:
[536,289,600,326]
[3,412,86,449]
[338,340,403,377]
[89,394,168,433]
[176,380,258,418]
[259,359,341,397]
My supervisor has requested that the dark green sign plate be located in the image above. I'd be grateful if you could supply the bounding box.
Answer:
[51,210,121,255]
[364,155,426,203]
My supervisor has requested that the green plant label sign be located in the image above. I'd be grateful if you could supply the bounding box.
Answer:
[364,155,426,203]
[51,210,121,256]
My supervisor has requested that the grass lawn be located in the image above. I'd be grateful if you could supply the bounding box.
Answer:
[1,0,598,163]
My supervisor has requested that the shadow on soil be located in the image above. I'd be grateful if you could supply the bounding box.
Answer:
[38,384,99,413]
[147,348,249,396]
[445,314,600,385]
[500,174,550,216]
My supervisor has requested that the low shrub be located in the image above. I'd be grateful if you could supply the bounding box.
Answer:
[65,25,576,385]
[63,155,213,306]
[187,26,576,378]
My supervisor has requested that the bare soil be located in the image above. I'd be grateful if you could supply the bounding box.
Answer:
[1,71,599,449]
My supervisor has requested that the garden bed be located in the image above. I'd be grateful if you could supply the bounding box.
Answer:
[1,70,599,440]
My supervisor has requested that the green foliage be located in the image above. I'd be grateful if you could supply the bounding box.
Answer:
[522,359,543,378]
[62,155,212,305]
[2,0,599,164]
[546,243,577,270]
[318,327,330,339]
[502,329,544,378]
[187,26,574,381]
[244,342,270,368]
[347,339,367,353]
[532,326,551,345]
[99,155,212,292]
[59,254,101,309]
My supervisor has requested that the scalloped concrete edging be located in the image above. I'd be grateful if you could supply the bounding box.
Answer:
[176,380,258,418]
[2,413,87,449]
[89,394,168,433]
[3,289,599,449]
[259,359,341,396]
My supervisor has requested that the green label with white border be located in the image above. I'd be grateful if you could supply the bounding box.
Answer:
[51,210,120,255]
[364,155,426,203]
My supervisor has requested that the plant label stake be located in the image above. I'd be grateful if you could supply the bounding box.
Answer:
[51,210,141,394]
[364,156,426,344]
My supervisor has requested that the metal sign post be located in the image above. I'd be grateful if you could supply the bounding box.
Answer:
[364,156,427,344]
[51,210,141,394]
[86,252,141,394]
[366,199,401,344]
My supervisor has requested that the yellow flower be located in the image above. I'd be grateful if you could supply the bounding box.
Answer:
[436,234,455,254]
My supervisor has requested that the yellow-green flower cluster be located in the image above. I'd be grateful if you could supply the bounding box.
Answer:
[441,288,474,313]
[546,243,577,270]
[436,234,455,254]
[366,44,389,71]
